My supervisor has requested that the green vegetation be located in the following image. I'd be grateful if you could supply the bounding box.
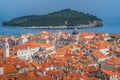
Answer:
[2,9,102,27]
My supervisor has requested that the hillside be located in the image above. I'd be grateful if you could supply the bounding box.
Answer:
[2,9,103,28]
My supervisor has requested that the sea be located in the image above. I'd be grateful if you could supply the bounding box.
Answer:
[0,17,120,36]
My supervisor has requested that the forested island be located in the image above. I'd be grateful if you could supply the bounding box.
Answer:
[2,9,103,28]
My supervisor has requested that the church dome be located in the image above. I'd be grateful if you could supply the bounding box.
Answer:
[72,28,79,35]
[39,46,46,51]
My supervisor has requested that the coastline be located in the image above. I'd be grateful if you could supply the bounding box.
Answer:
[5,21,103,29]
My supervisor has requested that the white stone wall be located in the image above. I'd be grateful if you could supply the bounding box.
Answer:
[17,47,39,60]
[104,37,111,41]
[99,48,109,55]
[16,46,54,60]
[110,75,118,80]
[84,35,95,39]
[98,58,107,63]
[0,67,4,75]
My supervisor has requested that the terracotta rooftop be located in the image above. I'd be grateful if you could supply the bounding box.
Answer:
[101,69,116,76]
[105,57,120,65]
[3,63,17,74]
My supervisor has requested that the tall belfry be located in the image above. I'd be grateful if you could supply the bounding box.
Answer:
[4,38,9,58]
[72,27,79,41]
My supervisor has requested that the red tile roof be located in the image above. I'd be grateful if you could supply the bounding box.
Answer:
[3,63,17,74]
[105,57,120,65]
[33,75,53,80]
[93,51,107,58]
[101,69,116,76]
[10,41,53,52]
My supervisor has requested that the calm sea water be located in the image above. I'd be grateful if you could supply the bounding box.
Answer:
[0,18,120,36]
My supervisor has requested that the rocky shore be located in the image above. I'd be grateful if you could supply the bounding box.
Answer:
[10,20,103,29]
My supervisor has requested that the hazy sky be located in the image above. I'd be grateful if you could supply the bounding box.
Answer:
[0,0,120,22]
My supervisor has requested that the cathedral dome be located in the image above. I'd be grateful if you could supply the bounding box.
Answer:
[39,46,46,51]
[72,28,79,35]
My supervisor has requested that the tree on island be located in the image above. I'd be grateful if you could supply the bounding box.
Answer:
[2,9,103,27]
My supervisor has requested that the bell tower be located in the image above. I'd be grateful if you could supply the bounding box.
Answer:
[4,38,9,58]
[72,27,79,41]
